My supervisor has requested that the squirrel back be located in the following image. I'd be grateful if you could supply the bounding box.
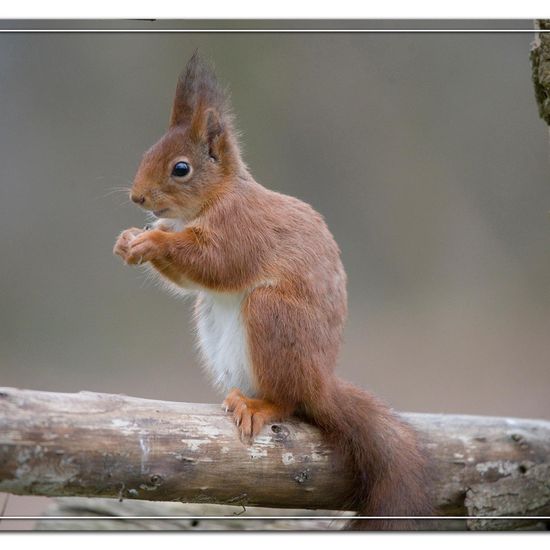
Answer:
[115,52,433,530]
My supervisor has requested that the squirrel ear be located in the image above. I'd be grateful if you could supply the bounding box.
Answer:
[190,106,225,160]
[169,52,232,160]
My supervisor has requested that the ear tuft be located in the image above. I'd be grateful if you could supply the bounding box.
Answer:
[169,50,228,128]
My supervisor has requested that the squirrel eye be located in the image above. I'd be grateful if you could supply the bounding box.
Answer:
[171,161,191,178]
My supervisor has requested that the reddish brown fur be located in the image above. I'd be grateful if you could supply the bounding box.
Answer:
[114,53,433,530]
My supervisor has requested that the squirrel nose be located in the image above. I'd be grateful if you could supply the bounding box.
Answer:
[131,194,146,205]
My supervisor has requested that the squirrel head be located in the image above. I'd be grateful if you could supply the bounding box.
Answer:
[130,51,241,220]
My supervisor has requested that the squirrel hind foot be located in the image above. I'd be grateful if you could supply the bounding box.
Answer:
[222,389,291,442]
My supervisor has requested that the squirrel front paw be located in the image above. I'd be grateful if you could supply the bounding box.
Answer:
[114,228,167,265]
[113,228,143,261]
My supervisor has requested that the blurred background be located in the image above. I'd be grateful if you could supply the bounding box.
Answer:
[0,21,549,523]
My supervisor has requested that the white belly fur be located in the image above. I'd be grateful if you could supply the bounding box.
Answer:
[149,217,256,396]
[195,291,256,397]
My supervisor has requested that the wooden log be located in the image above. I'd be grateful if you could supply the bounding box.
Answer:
[33,499,353,531]
[0,387,549,529]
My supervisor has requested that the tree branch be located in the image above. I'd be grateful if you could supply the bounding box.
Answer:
[0,387,549,529]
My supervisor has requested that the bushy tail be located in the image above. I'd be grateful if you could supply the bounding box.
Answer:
[306,378,433,530]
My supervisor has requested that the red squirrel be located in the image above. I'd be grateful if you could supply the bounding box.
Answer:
[113,52,432,530]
